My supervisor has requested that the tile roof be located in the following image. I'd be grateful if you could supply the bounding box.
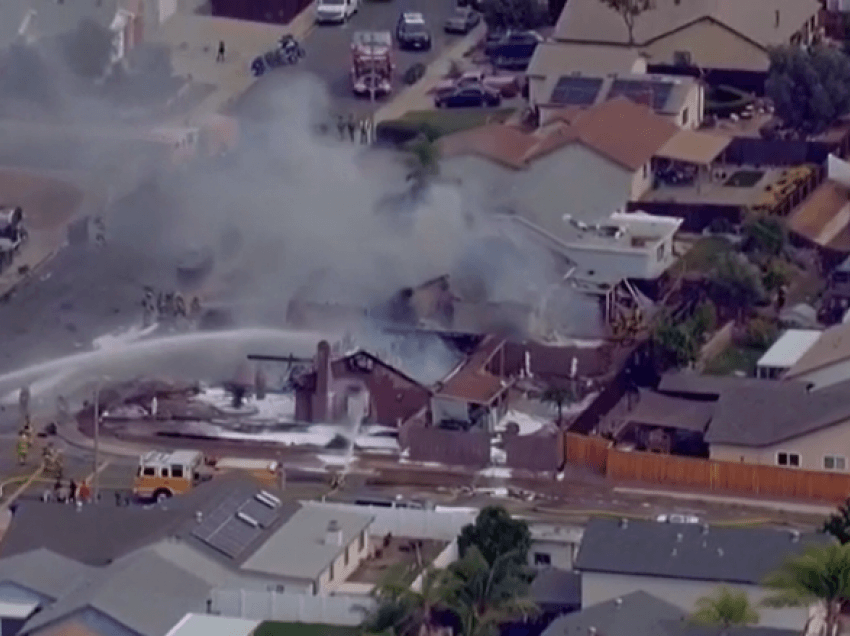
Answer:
[436,335,510,404]
[439,98,677,172]
[788,180,850,248]
[786,321,850,378]
[553,0,821,48]
[540,591,685,636]
[706,377,850,446]
[575,518,830,584]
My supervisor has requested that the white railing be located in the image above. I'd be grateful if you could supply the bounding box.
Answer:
[211,589,374,626]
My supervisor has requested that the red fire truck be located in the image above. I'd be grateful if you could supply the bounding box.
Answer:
[351,31,393,98]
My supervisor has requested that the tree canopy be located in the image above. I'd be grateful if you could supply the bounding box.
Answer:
[598,0,653,44]
[481,0,548,30]
[823,498,850,545]
[766,46,850,136]
[458,506,532,567]
[709,253,766,316]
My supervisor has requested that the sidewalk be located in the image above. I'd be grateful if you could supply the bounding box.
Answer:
[614,486,835,516]
[374,24,485,124]
[150,5,319,125]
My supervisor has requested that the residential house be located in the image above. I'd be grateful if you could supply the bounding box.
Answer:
[539,590,798,636]
[292,341,432,427]
[528,44,647,105]
[574,518,829,629]
[165,614,260,636]
[788,179,850,260]
[784,321,850,389]
[431,335,511,430]
[529,569,582,619]
[3,0,143,62]
[552,0,821,89]
[755,329,821,379]
[529,524,584,570]
[658,372,850,472]
[439,97,680,227]
[535,73,705,130]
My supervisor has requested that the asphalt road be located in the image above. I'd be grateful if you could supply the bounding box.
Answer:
[236,0,466,120]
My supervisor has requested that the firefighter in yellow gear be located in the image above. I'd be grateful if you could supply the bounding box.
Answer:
[16,433,30,466]
[42,443,63,478]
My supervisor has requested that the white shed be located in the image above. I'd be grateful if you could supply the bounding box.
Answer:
[756,329,821,379]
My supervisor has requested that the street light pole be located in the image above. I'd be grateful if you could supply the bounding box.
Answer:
[93,382,100,502]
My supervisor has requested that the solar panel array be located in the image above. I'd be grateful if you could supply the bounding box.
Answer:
[607,80,674,112]
[191,489,282,560]
[550,76,604,106]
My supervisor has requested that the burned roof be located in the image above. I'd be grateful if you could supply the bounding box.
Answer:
[437,335,510,404]
[575,518,830,584]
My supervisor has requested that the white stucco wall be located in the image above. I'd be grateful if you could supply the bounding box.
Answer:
[317,529,370,595]
[530,540,579,570]
[789,359,850,390]
[442,145,633,228]
[581,571,807,629]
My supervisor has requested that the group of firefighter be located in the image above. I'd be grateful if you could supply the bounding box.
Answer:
[141,287,203,328]
[336,114,372,145]
[15,387,63,478]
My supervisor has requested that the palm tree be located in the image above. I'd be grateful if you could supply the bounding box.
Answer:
[363,565,460,636]
[763,543,850,636]
[405,138,440,200]
[448,547,538,636]
[690,587,760,630]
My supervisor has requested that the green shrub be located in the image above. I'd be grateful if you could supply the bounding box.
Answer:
[689,300,718,338]
[744,317,778,349]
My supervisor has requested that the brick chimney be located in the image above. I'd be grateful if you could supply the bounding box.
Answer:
[312,340,332,422]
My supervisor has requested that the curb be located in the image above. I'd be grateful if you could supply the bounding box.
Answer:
[0,246,60,302]
[57,425,144,459]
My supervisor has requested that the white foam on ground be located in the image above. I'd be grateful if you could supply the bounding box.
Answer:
[495,410,552,436]
[92,323,159,351]
[318,454,350,466]
[195,387,297,422]
[479,467,512,479]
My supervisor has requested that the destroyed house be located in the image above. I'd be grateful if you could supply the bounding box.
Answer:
[293,342,431,427]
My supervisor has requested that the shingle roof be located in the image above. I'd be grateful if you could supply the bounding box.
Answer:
[531,568,581,607]
[528,43,644,79]
[240,503,373,581]
[788,180,850,249]
[439,98,677,172]
[620,389,715,433]
[0,549,95,601]
[553,0,820,48]
[785,320,850,378]
[705,377,850,446]
[574,518,830,584]
[664,625,799,636]
[540,591,686,636]
[21,548,213,636]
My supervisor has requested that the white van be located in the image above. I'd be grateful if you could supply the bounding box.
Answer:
[316,0,358,24]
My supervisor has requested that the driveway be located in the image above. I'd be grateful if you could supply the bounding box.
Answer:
[235,0,467,119]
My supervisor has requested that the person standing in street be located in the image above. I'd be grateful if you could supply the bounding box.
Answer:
[69,479,78,503]
[337,115,346,140]
[217,40,226,62]
[359,118,370,144]
[347,114,357,142]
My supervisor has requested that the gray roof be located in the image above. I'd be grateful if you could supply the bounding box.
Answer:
[540,591,685,636]
[665,625,799,636]
[658,372,766,397]
[619,389,715,434]
[706,378,850,447]
[530,569,581,608]
[0,548,95,601]
[21,547,212,636]
[575,518,830,584]
[241,504,374,581]
[1,474,290,567]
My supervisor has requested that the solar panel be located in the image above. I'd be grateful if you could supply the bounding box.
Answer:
[550,76,603,106]
[608,80,674,112]
[207,518,263,559]
[240,498,279,528]
[191,492,246,541]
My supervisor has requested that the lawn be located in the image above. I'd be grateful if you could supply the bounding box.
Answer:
[704,344,764,376]
[400,107,515,137]
[254,623,358,636]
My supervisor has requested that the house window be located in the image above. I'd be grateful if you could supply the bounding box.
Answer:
[777,452,801,467]
[682,107,689,126]
[344,545,350,567]
[825,455,847,471]
[673,50,692,66]
[329,561,335,581]
[533,552,552,566]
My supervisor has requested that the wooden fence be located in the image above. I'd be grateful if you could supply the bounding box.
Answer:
[564,433,610,474]
[596,444,850,503]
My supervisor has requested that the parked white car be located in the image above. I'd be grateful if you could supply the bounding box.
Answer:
[316,0,358,24]
[656,513,701,524]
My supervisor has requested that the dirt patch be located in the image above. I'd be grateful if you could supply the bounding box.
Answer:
[0,168,85,231]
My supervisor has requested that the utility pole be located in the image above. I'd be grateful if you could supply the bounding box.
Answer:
[369,31,376,140]
[93,382,100,502]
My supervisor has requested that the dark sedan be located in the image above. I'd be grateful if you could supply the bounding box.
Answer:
[435,85,501,108]
[397,13,433,50]
[444,7,480,34]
